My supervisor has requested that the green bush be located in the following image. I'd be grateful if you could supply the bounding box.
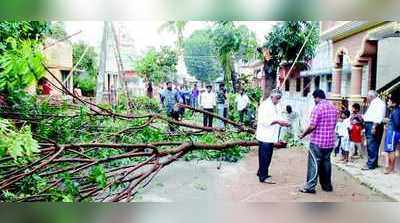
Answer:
[74,75,96,96]
[130,96,160,113]
[0,38,45,93]
[0,118,39,162]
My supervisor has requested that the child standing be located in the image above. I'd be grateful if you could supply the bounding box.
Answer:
[384,94,400,174]
[350,103,364,158]
[335,116,343,157]
[337,110,351,163]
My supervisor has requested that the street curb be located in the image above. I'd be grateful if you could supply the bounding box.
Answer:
[332,162,399,202]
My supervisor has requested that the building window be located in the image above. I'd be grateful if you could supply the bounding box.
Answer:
[285,79,290,91]
[327,74,332,92]
[296,78,301,92]
[303,77,311,97]
[61,70,71,91]
[314,76,320,89]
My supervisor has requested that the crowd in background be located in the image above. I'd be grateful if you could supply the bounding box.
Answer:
[335,91,400,174]
[158,82,251,131]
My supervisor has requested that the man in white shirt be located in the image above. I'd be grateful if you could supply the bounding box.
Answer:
[362,90,386,170]
[200,84,216,127]
[256,89,289,184]
[235,88,250,123]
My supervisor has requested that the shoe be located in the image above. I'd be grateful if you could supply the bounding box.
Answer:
[322,186,333,192]
[256,171,271,178]
[299,188,316,194]
[361,166,373,171]
[260,179,276,184]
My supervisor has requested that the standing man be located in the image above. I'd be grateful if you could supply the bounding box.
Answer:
[191,83,199,109]
[256,89,288,184]
[159,84,166,106]
[200,84,216,127]
[216,83,227,128]
[299,89,338,194]
[362,90,386,170]
[175,84,185,120]
[163,82,180,131]
[235,88,250,124]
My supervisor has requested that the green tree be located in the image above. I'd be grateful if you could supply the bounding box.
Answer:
[264,21,319,64]
[261,21,319,98]
[211,21,257,92]
[72,41,98,77]
[0,21,50,94]
[133,46,177,97]
[0,21,50,53]
[158,21,188,52]
[183,29,222,82]
[72,41,98,96]
[49,21,68,40]
[0,38,45,94]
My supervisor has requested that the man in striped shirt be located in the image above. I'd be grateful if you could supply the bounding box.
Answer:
[299,89,338,194]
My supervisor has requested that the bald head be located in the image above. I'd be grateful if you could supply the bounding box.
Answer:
[367,90,378,102]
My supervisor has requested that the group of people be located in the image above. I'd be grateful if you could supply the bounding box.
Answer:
[255,88,400,194]
[159,82,250,129]
[198,83,250,128]
[335,91,400,174]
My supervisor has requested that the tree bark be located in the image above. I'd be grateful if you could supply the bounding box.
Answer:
[146,81,153,98]
[262,59,277,100]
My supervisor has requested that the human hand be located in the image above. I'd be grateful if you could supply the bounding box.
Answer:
[278,120,289,127]
[371,126,376,135]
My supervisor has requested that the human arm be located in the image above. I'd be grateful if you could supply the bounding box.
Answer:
[243,95,250,110]
[300,125,316,139]
[212,93,217,107]
[257,103,288,128]
[392,109,400,131]
[299,107,319,139]
[372,100,386,134]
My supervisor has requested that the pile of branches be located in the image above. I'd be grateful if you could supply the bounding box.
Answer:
[0,67,257,202]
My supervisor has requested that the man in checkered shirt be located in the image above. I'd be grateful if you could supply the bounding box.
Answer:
[299,89,338,194]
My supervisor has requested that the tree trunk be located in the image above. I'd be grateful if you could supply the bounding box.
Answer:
[230,59,238,93]
[146,81,153,98]
[262,60,277,100]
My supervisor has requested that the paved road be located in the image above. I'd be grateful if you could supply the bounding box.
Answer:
[136,148,390,202]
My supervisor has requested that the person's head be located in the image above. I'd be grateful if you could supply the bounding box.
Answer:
[388,93,400,108]
[341,110,350,119]
[38,77,47,86]
[166,81,173,90]
[312,89,326,104]
[286,105,293,114]
[351,103,361,114]
[270,89,282,105]
[219,83,225,90]
[193,83,197,89]
[206,85,212,92]
[367,90,378,103]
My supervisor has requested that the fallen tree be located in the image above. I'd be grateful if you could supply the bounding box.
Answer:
[0,66,258,202]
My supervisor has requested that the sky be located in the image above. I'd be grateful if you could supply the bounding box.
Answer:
[64,21,276,53]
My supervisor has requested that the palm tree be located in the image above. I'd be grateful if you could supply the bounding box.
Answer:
[158,21,188,53]
[159,21,189,84]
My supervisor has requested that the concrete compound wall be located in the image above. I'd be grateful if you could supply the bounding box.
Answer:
[377,37,400,90]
